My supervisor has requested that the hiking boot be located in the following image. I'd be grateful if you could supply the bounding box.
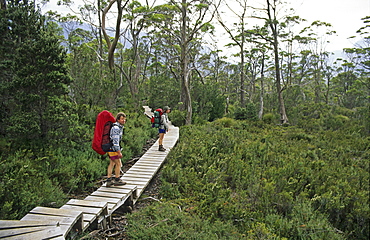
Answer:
[114,178,126,186]
[159,145,166,151]
[106,178,114,187]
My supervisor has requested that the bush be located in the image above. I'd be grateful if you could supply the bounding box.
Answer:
[156,121,369,239]
[126,202,244,240]
[169,109,186,127]
[262,113,276,124]
[0,150,66,219]
[234,103,258,121]
[213,117,238,128]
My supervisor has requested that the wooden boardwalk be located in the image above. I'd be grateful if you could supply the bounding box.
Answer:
[0,107,179,239]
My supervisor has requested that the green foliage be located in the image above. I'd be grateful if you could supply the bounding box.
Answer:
[151,120,369,239]
[126,202,244,239]
[290,102,368,135]
[264,199,345,240]
[234,103,258,121]
[147,74,180,112]
[45,146,105,193]
[213,117,238,128]
[262,113,276,124]
[0,1,73,148]
[66,39,124,108]
[121,112,156,161]
[169,109,186,127]
[0,150,66,219]
[192,82,226,121]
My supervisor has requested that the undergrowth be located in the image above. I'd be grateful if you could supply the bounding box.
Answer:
[126,119,369,239]
[0,110,156,220]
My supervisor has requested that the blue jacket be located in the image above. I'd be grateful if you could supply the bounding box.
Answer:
[110,122,124,152]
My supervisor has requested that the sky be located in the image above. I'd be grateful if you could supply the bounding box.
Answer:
[39,0,370,55]
[292,0,370,52]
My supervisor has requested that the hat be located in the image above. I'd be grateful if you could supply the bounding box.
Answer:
[163,106,171,111]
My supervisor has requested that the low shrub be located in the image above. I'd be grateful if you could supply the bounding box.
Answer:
[126,202,244,240]
[0,150,66,219]
[169,109,186,127]
[154,121,369,239]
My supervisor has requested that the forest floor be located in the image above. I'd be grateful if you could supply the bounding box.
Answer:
[77,138,161,240]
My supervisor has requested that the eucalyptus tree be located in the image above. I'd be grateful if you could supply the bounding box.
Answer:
[329,17,369,109]
[243,0,292,124]
[67,37,121,107]
[263,0,289,124]
[116,0,156,108]
[144,30,182,109]
[345,16,370,93]
[299,21,335,104]
[54,0,156,109]
[150,0,219,125]
[216,0,249,107]
[189,46,227,121]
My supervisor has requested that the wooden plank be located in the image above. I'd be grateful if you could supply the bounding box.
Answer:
[133,163,163,168]
[125,169,159,176]
[78,213,95,222]
[65,199,108,209]
[0,220,59,229]
[29,206,82,218]
[90,191,126,199]
[24,206,83,235]
[121,177,151,183]
[0,226,47,238]
[143,151,168,155]
[105,203,116,211]
[63,199,109,229]
[135,161,164,165]
[60,205,102,215]
[98,187,135,194]
[129,165,158,170]
[122,173,154,179]
[20,214,77,226]
[104,185,138,199]
[125,168,157,173]
[138,158,165,162]
[84,196,121,205]
[125,169,158,174]
[1,227,65,240]
[134,162,163,167]
[122,174,155,179]
[108,191,135,214]
[60,206,101,229]
[127,168,157,173]
[140,155,165,159]
[20,213,82,238]
[123,171,154,176]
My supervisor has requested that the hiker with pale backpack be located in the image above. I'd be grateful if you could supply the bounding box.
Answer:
[158,106,171,151]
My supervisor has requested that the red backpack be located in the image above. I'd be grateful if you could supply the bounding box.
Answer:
[92,110,116,155]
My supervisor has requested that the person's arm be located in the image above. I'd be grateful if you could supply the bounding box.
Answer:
[162,114,170,131]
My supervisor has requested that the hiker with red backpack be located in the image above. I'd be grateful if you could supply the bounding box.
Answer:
[106,112,127,187]
[158,106,171,151]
